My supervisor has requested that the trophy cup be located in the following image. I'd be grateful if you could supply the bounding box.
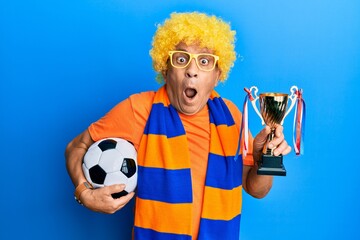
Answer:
[245,86,299,176]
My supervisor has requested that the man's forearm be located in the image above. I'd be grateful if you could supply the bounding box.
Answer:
[244,163,273,199]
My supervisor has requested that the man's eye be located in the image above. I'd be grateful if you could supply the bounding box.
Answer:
[177,57,187,64]
[199,58,210,65]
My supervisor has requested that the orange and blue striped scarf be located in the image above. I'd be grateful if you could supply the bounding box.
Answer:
[134,86,243,240]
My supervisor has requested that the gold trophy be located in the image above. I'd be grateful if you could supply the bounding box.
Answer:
[246,86,299,176]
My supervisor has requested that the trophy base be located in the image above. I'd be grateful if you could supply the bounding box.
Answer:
[257,154,286,176]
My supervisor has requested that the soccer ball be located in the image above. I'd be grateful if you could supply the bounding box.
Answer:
[82,138,137,198]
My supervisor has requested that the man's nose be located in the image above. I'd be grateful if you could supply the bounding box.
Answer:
[185,58,198,78]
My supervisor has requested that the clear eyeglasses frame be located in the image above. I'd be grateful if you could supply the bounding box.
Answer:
[168,50,219,72]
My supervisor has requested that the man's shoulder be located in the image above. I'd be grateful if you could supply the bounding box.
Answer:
[128,91,156,105]
[128,90,156,115]
[129,90,156,100]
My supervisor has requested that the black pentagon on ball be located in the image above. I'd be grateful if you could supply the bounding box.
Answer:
[121,158,137,178]
[89,165,107,184]
[98,139,117,152]
[111,190,128,199]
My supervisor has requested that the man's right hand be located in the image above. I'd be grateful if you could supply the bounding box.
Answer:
[80,184,135,214]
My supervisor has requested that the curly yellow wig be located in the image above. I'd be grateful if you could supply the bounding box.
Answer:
[150,12,237,83]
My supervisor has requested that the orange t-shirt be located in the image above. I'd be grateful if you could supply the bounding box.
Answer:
[88,91,254,238]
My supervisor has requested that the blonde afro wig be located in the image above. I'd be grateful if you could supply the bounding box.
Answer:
[150,12,237,83]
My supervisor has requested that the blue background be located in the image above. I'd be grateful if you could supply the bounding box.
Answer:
[1,0,359,239]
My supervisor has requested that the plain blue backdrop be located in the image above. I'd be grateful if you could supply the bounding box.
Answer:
[1,0,359,239]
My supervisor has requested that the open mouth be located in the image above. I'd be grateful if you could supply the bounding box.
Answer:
[185,88,197,99]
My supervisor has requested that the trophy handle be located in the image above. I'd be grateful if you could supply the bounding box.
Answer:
[248,86,265,125]
[281,85,298,124]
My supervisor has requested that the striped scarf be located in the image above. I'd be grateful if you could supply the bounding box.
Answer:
[134,86,243,240]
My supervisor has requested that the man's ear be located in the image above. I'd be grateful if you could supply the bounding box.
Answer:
[215,69,222,87]
[162,70,167,82]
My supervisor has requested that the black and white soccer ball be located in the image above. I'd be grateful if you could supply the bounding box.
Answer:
[82,138,137,198]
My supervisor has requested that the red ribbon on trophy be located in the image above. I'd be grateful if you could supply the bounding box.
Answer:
[293,89,306,155]
[234,87,253,160]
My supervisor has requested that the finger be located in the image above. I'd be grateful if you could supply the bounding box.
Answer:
[260,125,272,139]
[100,187,134,214]
[283,145,292,155]
[274,145,292,156]
[113,191,135,211]
[269,130,285,149]
[274,125,284,137]
[273,141,292,156]
[119,191,135,204]
[273,139,287,155]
